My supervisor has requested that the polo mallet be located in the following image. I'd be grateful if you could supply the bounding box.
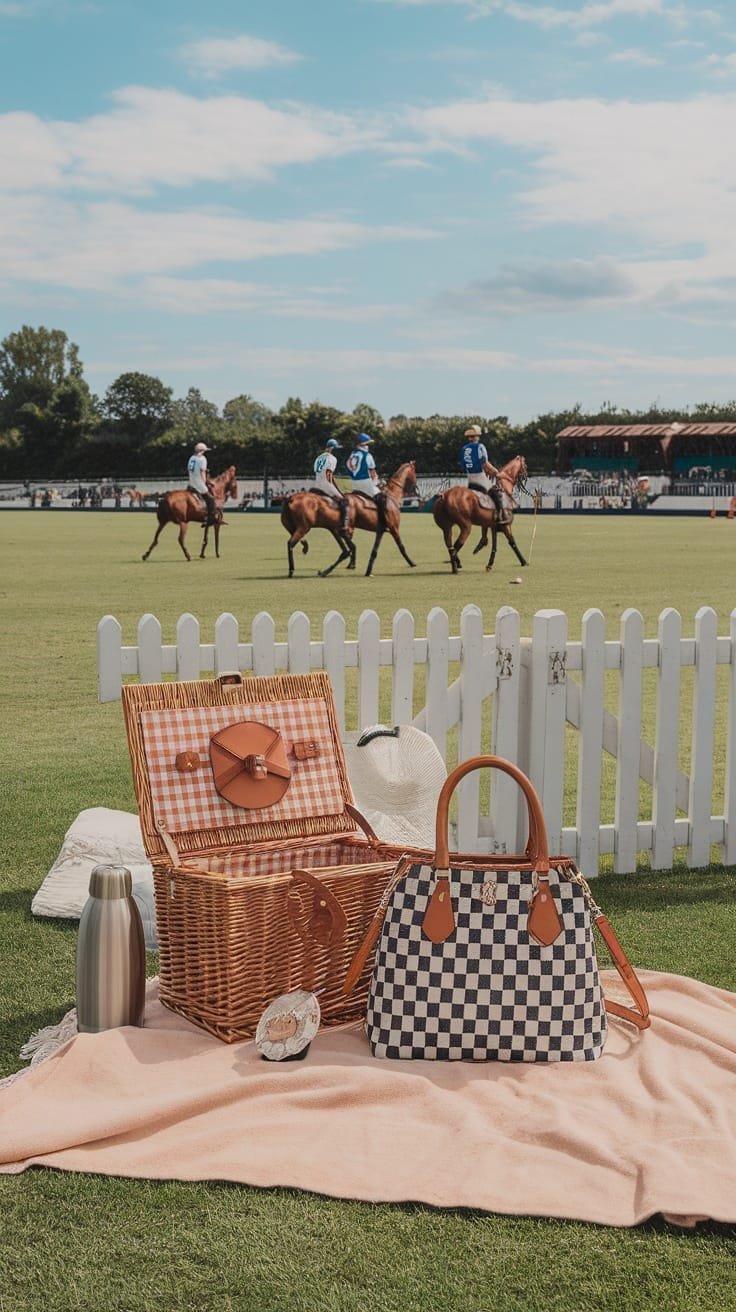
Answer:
[527,486,542,563]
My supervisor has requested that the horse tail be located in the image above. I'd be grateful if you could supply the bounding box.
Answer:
[280,496,297,534]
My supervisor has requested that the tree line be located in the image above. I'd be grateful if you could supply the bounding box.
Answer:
[3,324,736,481]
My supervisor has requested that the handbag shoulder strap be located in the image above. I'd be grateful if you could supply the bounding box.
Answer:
[569,864,650,1030]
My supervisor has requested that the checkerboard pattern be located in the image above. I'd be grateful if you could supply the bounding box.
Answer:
[140,699,345,836]
[367,863,607,1062]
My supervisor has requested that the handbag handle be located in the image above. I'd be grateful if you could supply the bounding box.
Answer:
[435,755,549,874]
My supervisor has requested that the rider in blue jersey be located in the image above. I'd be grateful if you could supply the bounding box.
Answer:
[346,434,379,498]
[459,425,503,514]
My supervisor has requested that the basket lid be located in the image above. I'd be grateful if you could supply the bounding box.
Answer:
[121,672,358,861]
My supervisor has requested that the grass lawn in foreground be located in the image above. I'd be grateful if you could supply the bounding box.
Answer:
[0,508,734,1312]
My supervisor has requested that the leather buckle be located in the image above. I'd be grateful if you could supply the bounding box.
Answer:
[245,753,268,779]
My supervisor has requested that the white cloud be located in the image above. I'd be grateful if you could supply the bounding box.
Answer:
[138,276,411,321]
[179,35,302,77]
[0,87,383,194]
[607,46,663,63]
[0,196,438,290]
[405,92,736,259]
[705,51,736,77]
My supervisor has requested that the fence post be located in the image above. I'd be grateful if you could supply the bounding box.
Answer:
[176,613,201,682]
[287,611,311,675]
[456,605,485,849]
[252,612,276,676]
[652,607,681,870]
[97,615,123,702]
[391,609,415,725]
[138,614,163,684]
[576,608,606,874]
[214,613,239,676]
[425,607,450,762]
[491,607,521,854]
[357,610,381,730]
[614,609,644,874]
[688,606,718,869]
[526,609,568,856]
[323,610,347,732]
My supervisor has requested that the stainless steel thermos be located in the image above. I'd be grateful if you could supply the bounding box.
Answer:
[76,864,146,1032]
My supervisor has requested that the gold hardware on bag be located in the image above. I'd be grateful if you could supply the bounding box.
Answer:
[480,879,497,906]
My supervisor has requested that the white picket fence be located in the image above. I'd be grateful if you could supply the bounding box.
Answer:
[97,604,736,874]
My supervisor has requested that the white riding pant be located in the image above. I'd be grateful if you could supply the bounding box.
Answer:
[466,472,491,491]
[312,478,344,502]
[349,479,378,498]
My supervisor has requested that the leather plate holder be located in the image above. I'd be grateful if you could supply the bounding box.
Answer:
[209,720,292,809]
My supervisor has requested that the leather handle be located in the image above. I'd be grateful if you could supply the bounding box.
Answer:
[287,870,348,949]
[435,755,549,874]
[344,802,382,847]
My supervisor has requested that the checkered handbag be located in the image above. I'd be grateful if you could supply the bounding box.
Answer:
[344,755,650,1062]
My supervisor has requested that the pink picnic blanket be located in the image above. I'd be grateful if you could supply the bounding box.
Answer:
[1,970,735,1229]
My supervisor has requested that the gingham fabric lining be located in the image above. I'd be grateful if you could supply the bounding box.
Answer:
[182,840,386,878]
[367,864,607,1062]
[140,699,345,837]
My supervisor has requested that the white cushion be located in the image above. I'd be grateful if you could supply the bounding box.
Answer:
[32,807,150,917]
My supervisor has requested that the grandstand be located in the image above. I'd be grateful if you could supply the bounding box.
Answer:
[556,422,736,482]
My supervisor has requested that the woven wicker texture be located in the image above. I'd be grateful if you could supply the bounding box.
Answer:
[154,845,399,1041]
[122,673,408,1042]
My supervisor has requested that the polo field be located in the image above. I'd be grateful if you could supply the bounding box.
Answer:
[1,508,734,1312]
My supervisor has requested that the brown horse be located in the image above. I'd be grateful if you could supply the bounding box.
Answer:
[124,488,158,508]
[281,462,418,578]
[142,466,238,562]
[433,454,529,574]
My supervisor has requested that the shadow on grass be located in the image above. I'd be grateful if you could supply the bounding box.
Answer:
[0,888,80,931]
[599,868,736,915]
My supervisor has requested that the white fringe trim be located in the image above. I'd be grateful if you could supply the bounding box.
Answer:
[0,1006,78,1090]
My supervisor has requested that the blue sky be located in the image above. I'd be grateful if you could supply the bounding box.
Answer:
[1,0,735,424]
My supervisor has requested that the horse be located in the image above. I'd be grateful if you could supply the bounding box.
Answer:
[124,489,158,508]
[142,467,238,562]
[432,454,529,574]
[280,462,418,578]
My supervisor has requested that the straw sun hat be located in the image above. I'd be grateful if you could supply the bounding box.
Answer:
[343,724,448,849]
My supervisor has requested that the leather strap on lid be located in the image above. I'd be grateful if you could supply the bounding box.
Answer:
[209,720,291,809]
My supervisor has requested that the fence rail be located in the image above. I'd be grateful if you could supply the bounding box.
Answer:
[97,604,736,874]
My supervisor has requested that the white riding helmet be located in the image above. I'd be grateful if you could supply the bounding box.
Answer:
[194,442,209,454]
[464,425,482,438]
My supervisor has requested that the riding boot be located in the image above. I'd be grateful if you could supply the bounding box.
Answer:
[339,498,352,537]
[491,486,505,518]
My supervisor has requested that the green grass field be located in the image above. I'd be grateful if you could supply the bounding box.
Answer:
[1,508,735,1312]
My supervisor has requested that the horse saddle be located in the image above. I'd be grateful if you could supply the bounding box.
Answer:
[348,490,380,505]
[209,720,292,809]
[468,483,510,521]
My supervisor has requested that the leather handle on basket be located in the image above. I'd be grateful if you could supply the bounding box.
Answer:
[287,869,348,949]
[435,755,549,874]
[345,802,382,847]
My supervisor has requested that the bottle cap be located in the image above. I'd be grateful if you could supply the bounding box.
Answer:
[88,864,133,899]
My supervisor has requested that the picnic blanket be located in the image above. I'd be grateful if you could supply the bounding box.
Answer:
[1,970,735,1229]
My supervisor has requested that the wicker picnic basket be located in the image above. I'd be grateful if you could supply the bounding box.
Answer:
[121,671,416,1042]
